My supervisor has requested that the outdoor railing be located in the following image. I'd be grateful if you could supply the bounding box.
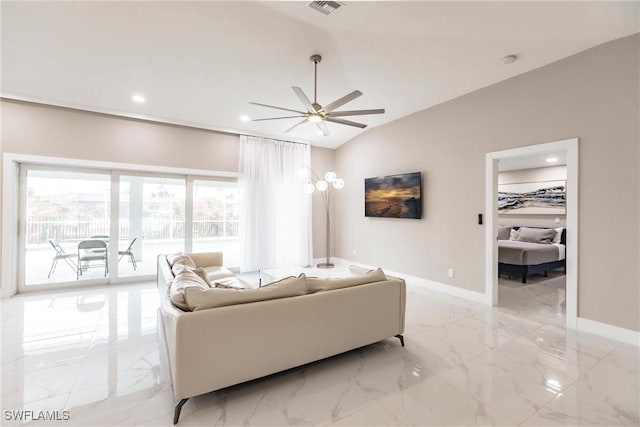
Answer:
[26,215,238,244]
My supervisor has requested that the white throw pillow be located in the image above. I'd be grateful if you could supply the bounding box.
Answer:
[169,269,210,310]
[552,227,563,244]
[509,229,520,240]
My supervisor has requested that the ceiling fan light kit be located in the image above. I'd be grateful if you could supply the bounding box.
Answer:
[250,54,385,137]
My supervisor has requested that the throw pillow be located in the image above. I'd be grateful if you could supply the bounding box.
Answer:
[184,274,307,311]
[497,226,511,240]
[192,267,212,287]
[517,227,556,244]
[306,268,387,293]
[167,252,196,269]
[169,269,210,310]
[509,229,520,240]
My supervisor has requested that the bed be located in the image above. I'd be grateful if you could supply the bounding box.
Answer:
[498,226,566,284]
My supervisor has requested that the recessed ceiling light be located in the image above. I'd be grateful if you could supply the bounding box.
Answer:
[546,157,559,163]
[131,94,146,103]
[503,54,518,64]
[240,115,250,122]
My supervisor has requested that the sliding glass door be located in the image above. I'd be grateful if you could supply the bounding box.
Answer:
[192,179,239,266]
[118,175,186,277]
[21,167,111,288]
[18,165,238,292]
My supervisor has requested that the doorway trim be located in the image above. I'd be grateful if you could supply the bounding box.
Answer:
[485,138,578,329]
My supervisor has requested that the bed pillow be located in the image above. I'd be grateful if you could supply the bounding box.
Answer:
[552,227,564,244]
[517,227,556,244]
[497,226,511,240]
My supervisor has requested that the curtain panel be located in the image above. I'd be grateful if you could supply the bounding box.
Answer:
[238,135,313,272]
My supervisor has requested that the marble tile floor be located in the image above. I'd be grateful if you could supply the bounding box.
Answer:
[0,276,638,426]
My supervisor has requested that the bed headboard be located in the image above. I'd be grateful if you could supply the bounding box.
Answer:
[512,226,566,245]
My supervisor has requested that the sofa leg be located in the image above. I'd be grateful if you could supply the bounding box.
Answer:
[173,398,189,424]
[395,334,405,347]
[522,275,527,284]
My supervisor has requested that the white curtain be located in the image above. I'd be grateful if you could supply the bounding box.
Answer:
[238,135,313,272]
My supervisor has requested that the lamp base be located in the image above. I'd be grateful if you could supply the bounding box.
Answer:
[317,262,334,269]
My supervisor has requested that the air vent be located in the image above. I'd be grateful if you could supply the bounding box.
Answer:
[307,1,344,16]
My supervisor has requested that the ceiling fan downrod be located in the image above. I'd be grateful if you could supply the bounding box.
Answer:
[310,54,321,105]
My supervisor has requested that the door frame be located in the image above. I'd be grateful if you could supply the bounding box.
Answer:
[485,138,579,329]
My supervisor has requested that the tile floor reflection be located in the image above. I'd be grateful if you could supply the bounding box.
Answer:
[0,276,638,426]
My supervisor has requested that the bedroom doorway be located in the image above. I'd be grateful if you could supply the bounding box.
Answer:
[485,138,578,329]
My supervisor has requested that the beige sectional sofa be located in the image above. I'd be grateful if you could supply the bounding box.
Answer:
[157,252,406,424]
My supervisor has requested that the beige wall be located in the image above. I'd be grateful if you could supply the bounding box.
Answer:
[1,100,240,171]
[498,165,567,228]
[0,100,334,290]
[334,34,639,331]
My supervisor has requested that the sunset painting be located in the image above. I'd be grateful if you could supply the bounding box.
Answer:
[365,172,422,219]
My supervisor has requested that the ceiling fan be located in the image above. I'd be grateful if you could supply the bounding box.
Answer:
[250,54,385,136]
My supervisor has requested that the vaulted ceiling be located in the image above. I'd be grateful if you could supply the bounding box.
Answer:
[2,1,638,148]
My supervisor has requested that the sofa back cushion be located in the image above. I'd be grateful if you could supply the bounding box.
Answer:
[186,252,223,268]
[183,274,307,311]
[306,268,387,293]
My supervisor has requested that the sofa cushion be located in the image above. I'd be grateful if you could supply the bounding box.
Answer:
[184,274,307,311]
[306,268,387,293]
[167,253,196,269]
[203,266,235,282]
[169,269,210,311]
[517,227,556,244]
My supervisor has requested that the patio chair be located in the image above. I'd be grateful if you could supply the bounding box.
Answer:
[47,239,77,278]
[77,239,108,279]
[118,237,138,270]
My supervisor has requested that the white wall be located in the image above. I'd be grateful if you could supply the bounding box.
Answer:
[334,34,639,332]
[498,165,567,228]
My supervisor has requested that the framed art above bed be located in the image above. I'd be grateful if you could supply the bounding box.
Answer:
[498,180,566,215]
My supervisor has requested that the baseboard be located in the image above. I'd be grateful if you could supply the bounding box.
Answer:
[332,257,491,306]
[576,317,640,347]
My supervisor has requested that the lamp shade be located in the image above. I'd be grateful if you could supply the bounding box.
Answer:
[324,171,337,183]
[304,183,316,194]
[333,178,345,189]
[316,180,328,191]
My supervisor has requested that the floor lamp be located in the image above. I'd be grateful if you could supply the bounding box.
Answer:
[299,167,344,268]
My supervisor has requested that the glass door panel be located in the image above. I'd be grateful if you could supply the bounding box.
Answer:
[118,175,186,277]
[23,168,111,286]
[192,179,239,267]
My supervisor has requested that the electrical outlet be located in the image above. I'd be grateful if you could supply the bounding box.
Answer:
[448,268,455,278]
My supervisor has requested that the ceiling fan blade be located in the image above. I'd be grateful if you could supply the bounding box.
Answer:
[329,109,385,117]
[322,90,363,113]
[316,121,330,137]
[252,115,306,122]
[249,102,306,115]
[284,119,308,134]
[292,87,317,114]
[324,117,367,129]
